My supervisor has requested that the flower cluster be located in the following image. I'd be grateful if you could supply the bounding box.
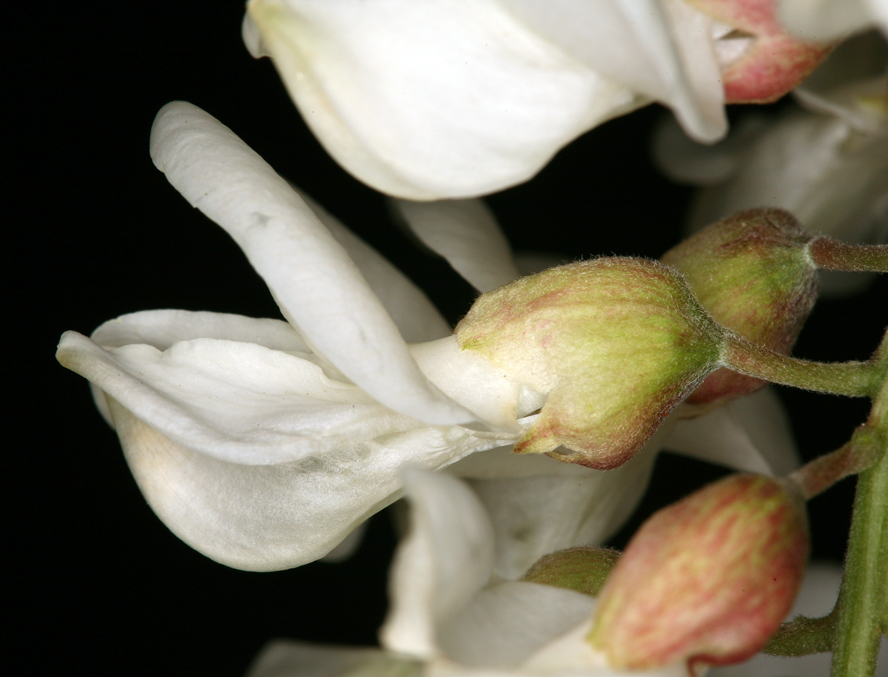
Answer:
[58,2,887,676]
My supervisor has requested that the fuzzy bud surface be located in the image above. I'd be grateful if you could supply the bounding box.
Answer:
[588,473,809,672]
[456,258,724,468]
[661,208,818,408]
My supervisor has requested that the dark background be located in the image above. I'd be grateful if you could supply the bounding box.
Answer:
[13,4,884,675]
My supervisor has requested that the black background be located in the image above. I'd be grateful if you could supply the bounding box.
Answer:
[13,4,884,675]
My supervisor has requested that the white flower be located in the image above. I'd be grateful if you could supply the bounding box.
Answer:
[246,469,861,677]
[242,0,729,199]
[777,0,888,42]
[57,101,797,574]
[653,32,888,294]
[242,0,835,200]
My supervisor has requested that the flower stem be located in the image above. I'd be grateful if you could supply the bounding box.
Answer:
[830,363,888,676]
[809,238,888,273]
[830,440,888,677]
[721,336,876,398]
[763,608,836,656]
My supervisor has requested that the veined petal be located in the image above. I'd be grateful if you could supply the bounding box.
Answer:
[391,199,520,293]
[149,101,472,425]
[380,469,496,659]
[294,188,452,342]
[59,329,424,465]
[247,641,421,677]
[105,399,506,571]
[245,0,641,199]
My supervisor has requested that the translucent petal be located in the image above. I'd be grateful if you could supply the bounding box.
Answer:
[438,582,597,668]
[667,388,800,476]
[458,425,669,580]
[105,399,506,570]
[149,101,471,425]
[391,199,520,293]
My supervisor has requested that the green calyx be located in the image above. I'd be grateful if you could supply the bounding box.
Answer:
[455,257,724,469]
[661,208,818,408]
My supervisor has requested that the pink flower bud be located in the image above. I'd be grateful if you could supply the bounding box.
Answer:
[588,474,809,673]
[456,258,726,469]
[661,209,818,409]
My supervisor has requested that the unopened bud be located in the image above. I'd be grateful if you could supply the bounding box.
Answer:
[456,257,725,469]
[661,209,818,409]
[588,474,809,672]
[522,547,620,597]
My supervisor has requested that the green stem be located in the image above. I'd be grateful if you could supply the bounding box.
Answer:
[830,440,888,677]
[764,608,837,656]
[809,238,888,273]
[722,336,876,398]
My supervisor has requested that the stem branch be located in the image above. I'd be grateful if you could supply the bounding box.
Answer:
[722,336,876,398]
[809,238,888,273]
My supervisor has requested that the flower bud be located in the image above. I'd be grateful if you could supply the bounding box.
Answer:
[661,209,818,409]
[588,474,809,672]
[522,547,620,597]
[456,257,725,469]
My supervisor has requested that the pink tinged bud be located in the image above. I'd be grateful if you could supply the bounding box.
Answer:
[686,0,833,103]
[455,258,725,469]
[661,209,818,408]
[588,474,809,673]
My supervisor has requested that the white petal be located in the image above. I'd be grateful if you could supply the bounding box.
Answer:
[668,388,800,476]
[461,426,668,581]
[150,101,472,425]
[90,309,310,351]
[59,330,429,465]
[247,641,420,677]
[380,469,496,659]
[411,337,545,431]
[294,188,452,342]
[438,582,597,668]
[502,0,727,142]
[106,399,505,570]
[777,0,874,41]
[246,0,641,199]
[391,199,520,293]
[84,309,312,427]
